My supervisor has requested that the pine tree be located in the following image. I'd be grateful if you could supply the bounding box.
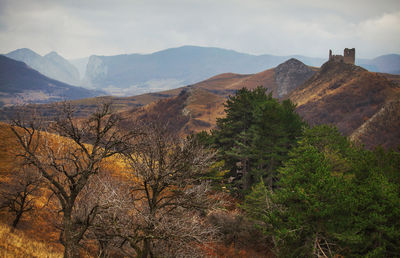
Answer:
[243,125,400,257]
[213,86,304,193]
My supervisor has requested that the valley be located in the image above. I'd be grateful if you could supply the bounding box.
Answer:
[0,47,400,257]
[2,53,399,148]
[1,0,400,256]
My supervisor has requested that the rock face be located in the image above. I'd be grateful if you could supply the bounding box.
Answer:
[83,55,108,87]
[6,48,80,86]
[274,58,315,97]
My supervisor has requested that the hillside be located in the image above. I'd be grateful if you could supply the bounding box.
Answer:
[1,58,314,122]
[82,46,400,97]
[115,58,316,135]
[126,59,400,145]
[0,223,63,258]
[6,48,80,86]
[289,60,400,145]
[0,55,104,107]
[0,121,129,257]
[0,122,63,255]
[350,97,400,149]
[2,57,399,148]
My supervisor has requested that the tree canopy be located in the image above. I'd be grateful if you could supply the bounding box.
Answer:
[212,86,304,193]
[243,125,400,257]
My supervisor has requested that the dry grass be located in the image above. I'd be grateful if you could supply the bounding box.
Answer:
[0,122,131,256]
[0,223,63,258]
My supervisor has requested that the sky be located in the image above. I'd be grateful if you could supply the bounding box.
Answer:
[0,0,399,59]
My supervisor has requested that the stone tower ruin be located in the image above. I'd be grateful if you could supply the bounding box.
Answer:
[329,48,355,64]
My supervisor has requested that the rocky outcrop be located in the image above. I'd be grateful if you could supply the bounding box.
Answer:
[274,58,315,97]
[82,55,108,87]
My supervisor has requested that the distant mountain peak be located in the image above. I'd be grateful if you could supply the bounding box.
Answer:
[7,48,41,59]
[44,51,60,57]
[5,48,80,86]
[8,48,38,54]
[279,58,305,66]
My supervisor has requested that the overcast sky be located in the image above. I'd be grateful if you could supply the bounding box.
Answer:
[0,0,399,59]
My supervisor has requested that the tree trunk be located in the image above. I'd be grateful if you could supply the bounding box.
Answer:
[63,211,80,258]
[98,239,109,258]
[12,210,23,229]
[141,239,153,258]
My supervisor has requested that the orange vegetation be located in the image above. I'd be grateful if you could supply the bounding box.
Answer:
[0,223,63,258]
[0,122,130,256]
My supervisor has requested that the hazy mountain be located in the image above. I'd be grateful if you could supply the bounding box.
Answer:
[357,54,400,74]
[82,46,399,96]
[2,56,399,148]
[82,46,324,96]
[0,55,104,107]
[69,56,89,80]
[6,48,80,85]
[0,58,317,125]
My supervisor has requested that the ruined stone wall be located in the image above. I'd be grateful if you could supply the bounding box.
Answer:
[343,48,355,64]
[329,48,355,64]
[331,55,344,63]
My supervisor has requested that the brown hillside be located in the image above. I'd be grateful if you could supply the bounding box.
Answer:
[2,58,399,148]
[290,61,400,136]
[116,68,281,135]
[0,122,129,256]
[0,123,63,250]
[350,97,400,149]
[119,88,225,135]
[1,58,315,126]
[0,223,62,258]
[193,69,277,96]
[116,59,317,135]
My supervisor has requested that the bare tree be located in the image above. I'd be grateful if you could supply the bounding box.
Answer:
[10,103,135,258]
[0,165,41,229]
[78,172,133,258]
[118,121,220,257]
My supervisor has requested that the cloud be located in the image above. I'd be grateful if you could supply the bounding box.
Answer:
[0,0,399,59]
[355,12,400,56]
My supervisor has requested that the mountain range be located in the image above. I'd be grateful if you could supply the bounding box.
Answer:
[81,46,400,96]
[3,46,400,98]
[115,59,400,149]
[0,55,103,107]
[81,46,326,96]
[3,56,399,149]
